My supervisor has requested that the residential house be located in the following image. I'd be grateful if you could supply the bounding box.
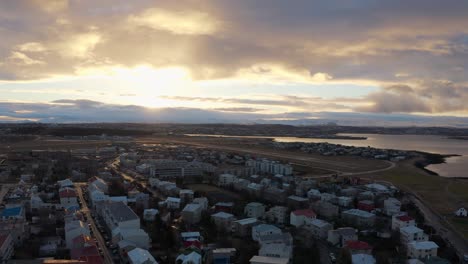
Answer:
[192,197,209,211]
[181,203,202,224]
[342,209,376,228]
[357,200,375,212]
[287,195,308,209]
[338,196,353,208]
[65,220,90,249]
[290,209,316,227]
[252,224,282,241]
[59,188,78,208]
[265,206,288,225]
[214,202,234,213]
[306,219,333,239]
[112,228,151,249]
[218,174,237,187]
[311,201,339,219]
[327,227,358,247]
[97,201,140,231]
[212,248,237,264]
[166,197,181,210]
[352,254,376,264]
[143,209,159,222]
[455,207,467,217]
[383,198,401,216]
[179,189,195,204]
[176,251,202,264]
[232,218,259,237]
[391,214,415,230]
[345,240,372,255]
[211,212,235,231]
[245,202,266,219]
[407,241,439,259]
[400,226,428,244]
[128,248,158,264]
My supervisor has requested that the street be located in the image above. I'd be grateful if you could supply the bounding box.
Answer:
[75,183,114,264]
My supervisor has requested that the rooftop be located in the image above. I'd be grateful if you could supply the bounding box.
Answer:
[249,256,289,264]
[103,201,139,222]
[400,225,424,234]
[409,241,439,250]
[212,211,234,219]
[343,209,375,218]
[182,203,202,212]
[292,209,316,218]
[346,240,372,250]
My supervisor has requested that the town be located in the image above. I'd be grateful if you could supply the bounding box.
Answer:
[0,140,464,264]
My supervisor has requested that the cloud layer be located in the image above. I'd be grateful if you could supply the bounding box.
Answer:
[0,1,468,117]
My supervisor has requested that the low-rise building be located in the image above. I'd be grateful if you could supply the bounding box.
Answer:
[407,241,438,259]
[143,209,159,222]
[290,209,317,227]
[391,214,415,230]
[128,247,158,264]
[245,202,266,219]
[342,209,376,228]
[265,206,288,225]
[306,218,333,239]
[231,218,258,237]
[327,227,358,247]
[252,224,282,241]
[181,203,202,224]
[383,198,401,216]
[192,197,209,211]
[165,197,181,210]
[400,226,428,244]
[345,240,372,255]
[211,212,235,231]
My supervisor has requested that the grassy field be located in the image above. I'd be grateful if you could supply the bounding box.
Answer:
[363,158,468,239]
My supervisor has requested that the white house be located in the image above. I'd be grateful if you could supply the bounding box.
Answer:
[265,206,288,225]
[128,248,158,264]
[407,241,438,259]
[327,227,358,247]
[143,209,159,222]
[252,224,282,241]
[176,251,202,264]
[166,197,181,209]
[59,188,78,207]
[259,242,292,260]
[98,201,140,231]
[383,198,401,216]
[64,220,90,249]
[306,219,333,239]
[193,197,209,211]
[218,174,237,187]
[400,226,428,244]
[245,202,266,219]
[211,212,235,231]
[181,203,202,224]
[391,214,415,230]
[112,228,151,249]
[290,209,316,227]
[455,207,467,217]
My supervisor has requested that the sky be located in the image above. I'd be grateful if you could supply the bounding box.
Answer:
[1,0,468,125]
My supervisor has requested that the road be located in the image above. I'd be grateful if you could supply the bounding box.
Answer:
[75,183,114,264]
[109,158,165,200]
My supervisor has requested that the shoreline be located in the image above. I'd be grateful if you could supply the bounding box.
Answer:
[414,152,461,176]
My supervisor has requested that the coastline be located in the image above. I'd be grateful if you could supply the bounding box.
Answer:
[414,152,460,176]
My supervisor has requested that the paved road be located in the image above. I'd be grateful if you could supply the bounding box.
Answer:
[75,183,114,264]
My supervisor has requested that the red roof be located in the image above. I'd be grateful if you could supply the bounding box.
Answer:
[292,209,316,218]
[60,188,77,198]
[346,240,372,250]
[70,245,100,260]
[397,215,414,222]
